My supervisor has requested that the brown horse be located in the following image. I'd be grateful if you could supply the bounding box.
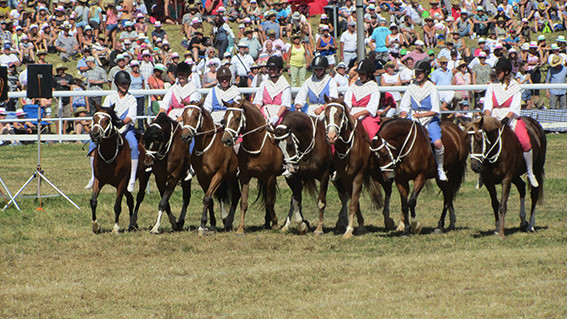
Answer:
[220,99,284,234]
[180,103,241,236]
[139,112,192,234]
[323,96,393,239]
[464,116,546,237]
[274,111,337,235]
[371,118,469,234]
[89,106,148,234]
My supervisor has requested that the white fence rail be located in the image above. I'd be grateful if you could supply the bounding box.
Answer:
[1,84,566,142]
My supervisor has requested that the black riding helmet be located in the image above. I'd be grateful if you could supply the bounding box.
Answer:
[266,55,284,69]
[414,59,431,75]
[114,70,131,85]
[355,58,376,74]
[311,55,329,70]
[176,61,192,76]
[494,57,512,74]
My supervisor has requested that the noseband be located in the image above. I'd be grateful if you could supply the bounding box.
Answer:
[181,105,222,156]
[274,115,317,165]
[91,111,123,164]
[468,127,504,164]
[223,107,246,144]
[324,103,358,159]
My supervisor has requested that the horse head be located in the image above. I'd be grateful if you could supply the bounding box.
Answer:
[370,119,408,181]
[180,99,206,144]
[274,112,312,173]
[323,95,351,145]
[90,105,119,145]
[221,100,246,147]
[466,115,503,173]
[142,112,171,169]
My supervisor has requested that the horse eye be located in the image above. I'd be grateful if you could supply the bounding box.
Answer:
[220,119,225,126]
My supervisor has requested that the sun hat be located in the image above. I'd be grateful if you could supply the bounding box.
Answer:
[438,56,449,63]
[130,59,139,66]
[154,21,162,27]
[15,109,26,116]
[244,17,252,23]
[529,41,538,48]
[171,52,179,58]
[85,56,95,62]
[337,62,347,69]
[137,13,144,19]
[550,55,563,67]
[154,63,166,72]
[321,13,328,19]
[0,107,6,115]
[142,50,151,56]
[478,51,487,57]
[415,40,424,46]
[538,35,546,41]
[557,35,566,42]
[494,43,504,50]
[476,5,483,10]
[427,49,435,55]
[478,37,485,43]
[291,11,300,20]
[217,6,226,12]
[509,48,517,53]
[521,42,530,50]
[551,43,560,50]
[73,106,88,116]
[115,53,125,62]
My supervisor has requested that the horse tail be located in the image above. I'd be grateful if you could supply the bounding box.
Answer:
[303,178,318,201]
[253,179,268,209]
[364,175,383,210]
[214,180,232,207]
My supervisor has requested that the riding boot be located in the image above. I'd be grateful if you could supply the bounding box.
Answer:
[435,146,448,181]
[85,155,95,189]
[523,150,539,187]
[184,165,195,181]
[127,159,138,193]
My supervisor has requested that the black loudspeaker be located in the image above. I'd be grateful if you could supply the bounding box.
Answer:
[27,64,53,99]
[0,66,7,102]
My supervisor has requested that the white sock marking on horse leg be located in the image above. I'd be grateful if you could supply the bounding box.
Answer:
[150,210,164,233]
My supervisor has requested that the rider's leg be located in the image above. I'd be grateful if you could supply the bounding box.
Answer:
[124,130,139,192]
[429,118,447,181]
[85,142,97,189]
[515,119,539,187]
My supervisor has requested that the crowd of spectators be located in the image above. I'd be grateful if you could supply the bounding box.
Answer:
[1,0,567,142]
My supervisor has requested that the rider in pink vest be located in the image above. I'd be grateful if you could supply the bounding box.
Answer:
[483,57,538,187]
[252,55,291,126]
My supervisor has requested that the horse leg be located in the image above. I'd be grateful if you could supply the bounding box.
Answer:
[176,179,191,231]
[435,183,451,233]
[90,181,102,234]
[112,186,125,234]
[497,178,513,238]
[286,176,307,234]
[334,180,350,233]
[512,176,528,231]
[223,178,239,231]
[199,174,223,236]
[150,176,168,234]
[396,180,411,234]
[131,171,150,231]
[125,191,135,231]
[484,181,500,234]
[265,176,279,230]
[236,175,251,235]
[343,175,363,239]
[314,172,331,235]
[355,201,367,235]
[527,182,540,232]
[281,177,299,233]
[407,175,427,234]
[381,179,396,231]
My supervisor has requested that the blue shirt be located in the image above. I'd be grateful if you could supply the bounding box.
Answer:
[546,65,567,95]
[431,68,453,86]
[371,26,391,53]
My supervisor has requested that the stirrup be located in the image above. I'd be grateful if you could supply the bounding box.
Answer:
[85,178,94,190]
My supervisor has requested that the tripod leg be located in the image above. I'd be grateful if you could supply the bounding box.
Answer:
[36,171,81,210]
[2,173,36,211]
[0,177,20,211]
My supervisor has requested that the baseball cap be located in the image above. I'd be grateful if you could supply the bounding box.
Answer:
[130,60,139,66]
[478,51,487,57]
[85,56,96,62]
[415,40,424,46]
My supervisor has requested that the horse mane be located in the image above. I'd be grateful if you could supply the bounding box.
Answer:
[101,106,122,128]
[480,115,503,132]
[143,112,171,145]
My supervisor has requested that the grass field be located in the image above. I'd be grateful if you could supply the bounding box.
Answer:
[0,132,566,318]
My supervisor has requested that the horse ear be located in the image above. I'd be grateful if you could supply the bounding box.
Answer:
[197,96,206,106]
[324,94,330,103]
[109,103,116,112]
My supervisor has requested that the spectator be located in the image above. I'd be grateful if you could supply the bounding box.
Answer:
[129,60,146,130]
[201,60,219,88]
[334,62,349,87]
[516,62,532,109]
[399,56,414,85]
[404,0,424,25]
[104,3,119,49]
[316,25,337,67]
[151,21,168,44]
[287,33,311,87]
[84,56,107,110]
[431,56,454,111]
[231,40,254,87]
[12,108,34,135]
[55,22,79,62]
[546,55,567,109]
[212,14,235,57]
[380,63,402,104]
[400,16,419,45]
[471,51,491,108]
[452,62,471,106]
[423,17,436,48]
[70,77,89,115]
[166,52,180,83]
[188,30,207,61]
[108,54,132,90]
[386,23,406,52]
[147,64,165,114]
[473,6,491,36]
[402,40,428,64]
[241,27,262,60]
[370,18,391,61]
[73,106,90,139]
[340,21,357,66]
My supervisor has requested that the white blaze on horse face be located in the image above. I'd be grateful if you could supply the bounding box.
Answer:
[225,111,234,131]
[327,107,338,139]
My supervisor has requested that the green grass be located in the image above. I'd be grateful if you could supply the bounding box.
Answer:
[0,134,566,317]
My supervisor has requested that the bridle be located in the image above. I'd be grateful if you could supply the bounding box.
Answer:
[324,102,357,159]
[145,120,178,161]
[91,111,123,164]
[181,105,222,156]
[370,120,418,172]
[274,115,317,165]
[224,106,270,154]
[468,126,504,164]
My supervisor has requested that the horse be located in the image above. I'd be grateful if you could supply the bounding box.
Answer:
[89,106,148,234]
[180,102,241,236]
[220,99,284,235]
[323,96,394,239]
[139,112,192,234]
[274,111,336,235]
[464,115,546,237]
[371,118,469,234]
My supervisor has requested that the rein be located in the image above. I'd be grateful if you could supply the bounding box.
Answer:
[274,115,317,165]
[181,105,223,156]
[325,103,357,160]
[225,106,271,155]
[370,120,418,172]
[92,111,123,164]
[469,127,504,164]
[145,121,179,161]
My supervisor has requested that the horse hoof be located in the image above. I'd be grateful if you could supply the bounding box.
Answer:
[176,220,185,231]
[410,221,422,234]
[150,227,160,235]
[313,230,324,236]
[342,232,353,239]
[198,227,207,237]
[128,224,139,232]
[527,227,535,233]
[385,218,396,231]
[112,226,120,234]
[396,222,405,232]
[297,222,308,235]
[280,223,290,233]
[92,221,100,234]
[356,226,368,235]
[271,223,279,230]
[235,228,245,236]
[433,228,443,234]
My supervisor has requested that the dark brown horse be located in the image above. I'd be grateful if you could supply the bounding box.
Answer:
[464,116,546,237]
[323,96,393,239]
[180,103,241,236]
[89,106,148,234]
[371,118,469,234]
[140,112,192,234]
[274,111,336,235]
[220,99,284,234]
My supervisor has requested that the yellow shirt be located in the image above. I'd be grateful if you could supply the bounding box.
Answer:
[289,44,306,67]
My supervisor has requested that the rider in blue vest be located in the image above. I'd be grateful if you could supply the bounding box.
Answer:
[398,60,447,181]
[85,71,140,192]
[203,65,242,123]
[294,56,338,117]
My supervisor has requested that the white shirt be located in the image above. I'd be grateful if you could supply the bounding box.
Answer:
[252,77,292,109]
[483,81,522,119]
[340,30,357,52]
[102,91,137,125]
[334,73,349,87]
[231,53,254,77]
[0,53,19,67]
[399,67,414,83]
[344,80,380,117]
[196,57,221,74]
[294,75,338,108]
[160,82,201,112]
[399,81,440,117]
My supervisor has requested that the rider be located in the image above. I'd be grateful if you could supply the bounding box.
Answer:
[252,55,291,126]
[85,71,140,192]
[159,62,201,121]
[483,57,539,187]
[398,59,448,181]
[337,58,382,139]
[295,55,339,117]
[203,65,241,123]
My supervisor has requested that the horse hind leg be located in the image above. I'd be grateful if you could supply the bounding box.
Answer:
[527,183,540,232]
[381,180,396,231]
[90,183,102,234]
[125,191,138,231]
[176,180,191,231]
[223,179,239,232]
[513,177,528,231]
[112,189,125,234]
[485,182,501,235]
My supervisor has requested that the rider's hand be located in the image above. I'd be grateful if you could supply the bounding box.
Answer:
[500,117,510,126]
[269,115,279,126]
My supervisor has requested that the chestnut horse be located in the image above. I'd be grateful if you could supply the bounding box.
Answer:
[221,99,284,234]
[371,118,469,234]
[323,97,394,239]
[89,106,148,234]
[140,112,192,234]
[180,103,241,236]
[464,116,545,237]
[274,111,338,235]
